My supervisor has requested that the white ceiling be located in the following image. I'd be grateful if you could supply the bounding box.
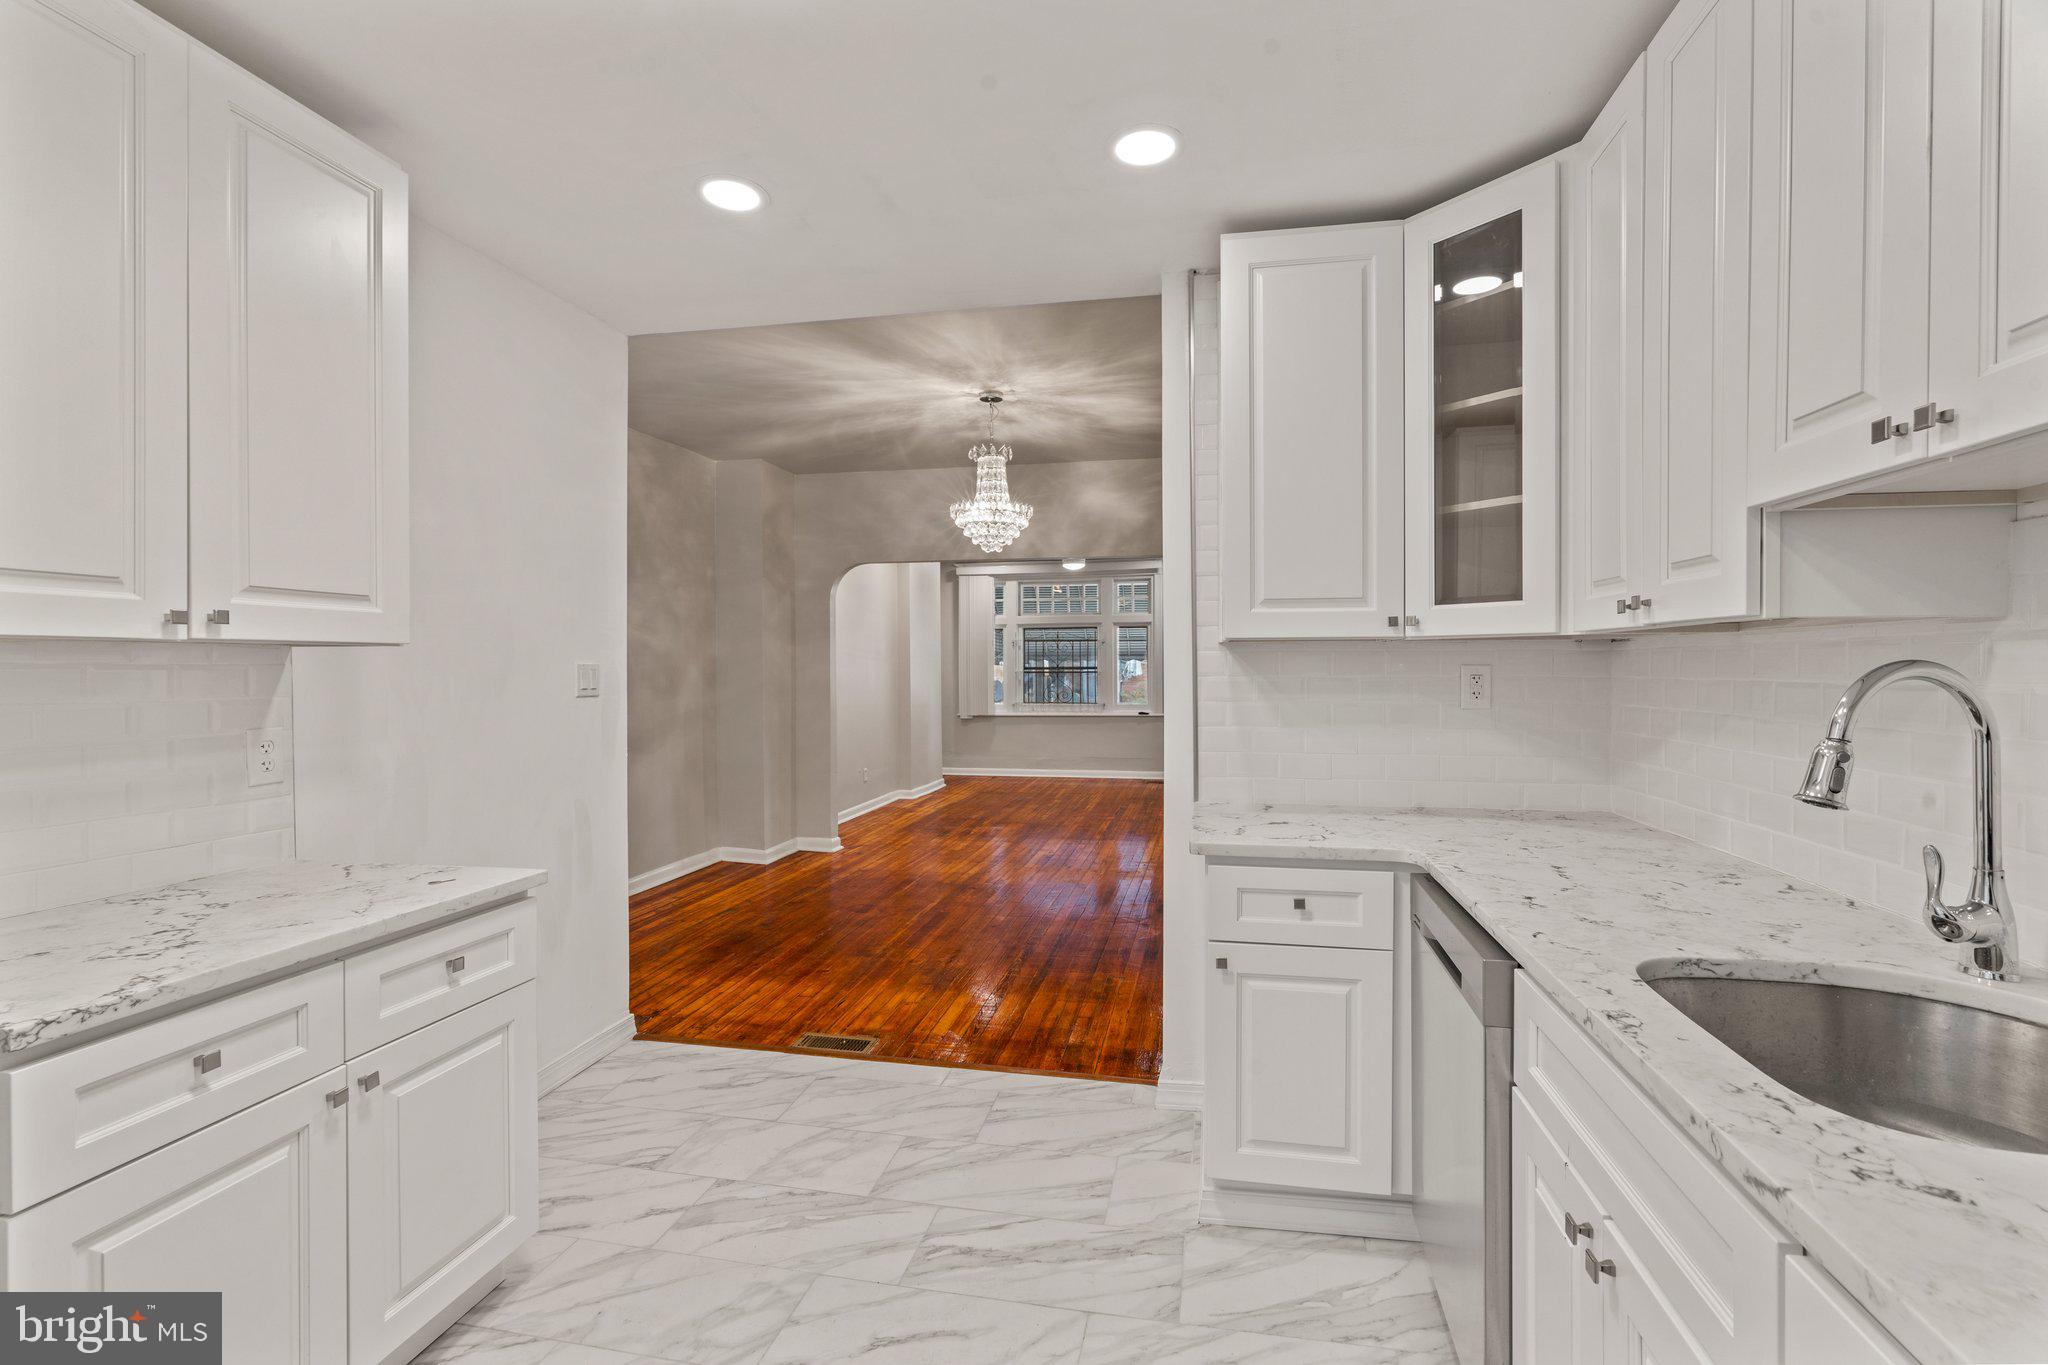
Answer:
[630,296,1161,474]
[136,0,1672,337]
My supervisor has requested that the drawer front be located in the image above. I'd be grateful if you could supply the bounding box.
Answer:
[0,964,344,1213]
[1206,863,1396,949]
[1514,973,1793,1364]
[344,898,535,1054]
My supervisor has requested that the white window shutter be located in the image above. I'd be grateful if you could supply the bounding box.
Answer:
[956,575,995,716]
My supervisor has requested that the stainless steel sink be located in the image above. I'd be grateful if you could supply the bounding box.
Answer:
[1640,968,2048,1154]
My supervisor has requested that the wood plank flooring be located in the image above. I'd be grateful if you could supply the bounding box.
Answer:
[629,776,1163,1080]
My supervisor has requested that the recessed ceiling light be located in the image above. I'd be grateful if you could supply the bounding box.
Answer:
[1062,557,1088,571]
[1112,126,1179,167]
[699,177,766,212]
[1451,274,1503,297]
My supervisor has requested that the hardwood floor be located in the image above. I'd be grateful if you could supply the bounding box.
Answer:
[629,776,1163,1080]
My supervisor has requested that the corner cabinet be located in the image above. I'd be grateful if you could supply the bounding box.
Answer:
[1219,223,1407,640]
[0,0,409,645]
[1403,160,1561,636]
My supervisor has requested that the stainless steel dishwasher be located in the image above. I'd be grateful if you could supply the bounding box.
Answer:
[1411,874,1516,1365]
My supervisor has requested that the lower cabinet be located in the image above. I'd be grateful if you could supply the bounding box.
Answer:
[1510,1091,1605,1365]
[1204,940,1394,1196]
[348,983,537,1365]
[1,1068,350,1364]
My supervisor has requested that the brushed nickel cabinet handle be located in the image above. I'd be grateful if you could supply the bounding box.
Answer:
[1584,1248,1616,1284]
[206,609,231,625]
[193,1050,222,1075]
[327,1087,349,1109]
[446,955,466,974]
[1215,956,1229,970]
[358,1071,381,1092]
[1564,1211,1594,1244]
[164,609,190,625]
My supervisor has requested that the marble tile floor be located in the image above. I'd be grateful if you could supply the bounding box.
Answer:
[422,1040,1456,1365]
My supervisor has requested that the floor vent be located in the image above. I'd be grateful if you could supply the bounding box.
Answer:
[795,1032,879,1054]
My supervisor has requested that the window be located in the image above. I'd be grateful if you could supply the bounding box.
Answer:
[991,627,1004,704]
[1117,625,1150,707]
[993,581,1004,616]
[1115,578,1151,615]
[1021,627,1098,704]
[1017,581,1099,615]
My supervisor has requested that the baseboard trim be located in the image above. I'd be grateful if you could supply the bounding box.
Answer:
[1199,1183,1419,1241]
[836,777,946,824]
[629,838,844,894]
[539,1012,637,1094]
[941,766,1165,780]
[1152,1078,1204,1112]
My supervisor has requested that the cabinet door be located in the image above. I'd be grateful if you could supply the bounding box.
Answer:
[347,983,536,1365]
[1601,1220,1715,1365]
[1404,160,1560,636]
[1641,0,1762,625]
[1220,222,1406,640]
[1565,58,1647,634]
[1,1069,348,1365]
[1511,1091,1605,1365]
[1927,0,2048,454]
[0,0,188,639]
[1748,0,1933,506]
[188,46,409,644]
[1204,942,1393,1195]
[1783,1255,1915,1364]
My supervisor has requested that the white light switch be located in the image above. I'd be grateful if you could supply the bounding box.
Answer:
[575,663,601,698]
[1459,664,1492,710]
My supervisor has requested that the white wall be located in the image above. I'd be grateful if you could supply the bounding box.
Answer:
[0,641,294,916]
[294,222,629,1076]
[831,562,944,819]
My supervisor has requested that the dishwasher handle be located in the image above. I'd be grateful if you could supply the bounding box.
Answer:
[1414,914,1463,988]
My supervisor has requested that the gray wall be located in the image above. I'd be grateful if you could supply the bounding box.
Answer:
[938,576,1166,776]
[628,431,716,876]
[711,460,797,850]
[831,562,944,817]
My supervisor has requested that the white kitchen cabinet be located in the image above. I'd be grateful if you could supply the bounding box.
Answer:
[1927,0,2048,460]
[348,983,536,1365]
[0,0,189,639]
[1220,222,1407,640]
[1563,57,1646,634]
[188,45,410,645]
[1204,941,1394,1196]
[1639,0,1761,625]
[1746,0,1933,505]
[1,1069,350,1365]
[1403,160,1561,636]
[1600,1219,1715,1365]
[1783,1254,1916,1364]
[1511,1091,1606,1365]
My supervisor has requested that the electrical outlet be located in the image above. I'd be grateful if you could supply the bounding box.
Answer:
[860,767,871,784]
[246,727,288,786]
[575,663,601,698]
[1459,664,1493,710]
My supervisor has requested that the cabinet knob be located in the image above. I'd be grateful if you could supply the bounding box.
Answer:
[327,1087,349,1109]
[1387,615,1400,628]
[1616,598,1631,615]
[1912,403,1959,431]
[1404,615,1420,628]
[1891,420,1911,439]
[164,609,190,626]
[1215,956,1229,970]
[1584,1249,1616,1284]
[1564,1211,1594,1244]
[1870,416,1893,445]
[446,954,466,975]
[206,609,231,626]
[1292,897,1307,912]
[192,1049,223,1076]
[358,1070,381,1092]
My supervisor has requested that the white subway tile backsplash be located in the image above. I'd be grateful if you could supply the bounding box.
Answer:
[0,642,294,915]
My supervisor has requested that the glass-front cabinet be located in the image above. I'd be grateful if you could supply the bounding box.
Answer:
[1403,160,1559,634]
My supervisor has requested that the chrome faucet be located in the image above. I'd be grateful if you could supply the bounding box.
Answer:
[1795,660,2019,982]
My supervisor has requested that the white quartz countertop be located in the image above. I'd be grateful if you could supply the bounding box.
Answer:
[0,861,547,1057]
[1193,803,2048,1365]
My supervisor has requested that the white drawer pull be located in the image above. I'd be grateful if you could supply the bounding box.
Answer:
[358,1070,381,1092]
[193,1050,223,1076]
[446,954,466,974]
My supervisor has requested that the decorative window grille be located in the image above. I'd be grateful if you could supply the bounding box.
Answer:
[1021,627,1099,704]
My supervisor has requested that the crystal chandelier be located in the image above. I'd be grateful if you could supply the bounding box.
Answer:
[949,392,1033,554]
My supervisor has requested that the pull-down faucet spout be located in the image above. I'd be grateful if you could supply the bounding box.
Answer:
[1795,660,2020,982]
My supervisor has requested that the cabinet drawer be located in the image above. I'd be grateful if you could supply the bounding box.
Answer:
[1514,973,1793,1364]
[1206,863,1396,949]
[344,897,535,1054]
[0,963,344,1214]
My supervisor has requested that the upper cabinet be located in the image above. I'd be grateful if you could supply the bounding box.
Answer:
[0,0,189,638]
[1404,160,1560,637]
[1752,0,2048,505]
[1220,223,1406,640]
[187,50,409,644]
[0,0,408,645]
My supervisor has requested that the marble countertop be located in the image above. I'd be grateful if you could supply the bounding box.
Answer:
[0,861,547,1057]
[1193,803,2048,1365]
